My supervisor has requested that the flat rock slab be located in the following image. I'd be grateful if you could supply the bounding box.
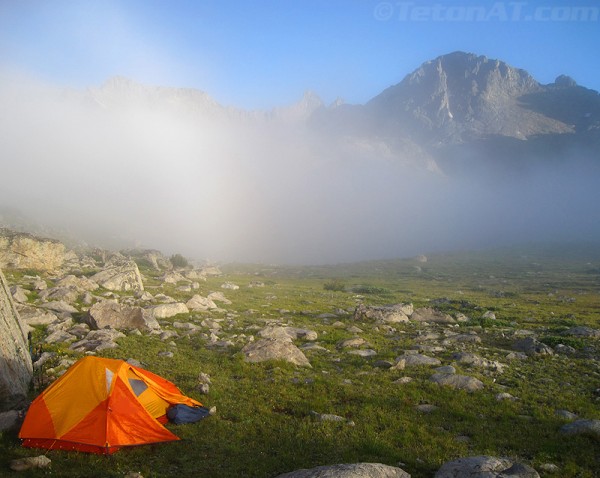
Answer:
[275,462,411,477]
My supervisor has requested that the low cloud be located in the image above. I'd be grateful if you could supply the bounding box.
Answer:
[1,71,598,264]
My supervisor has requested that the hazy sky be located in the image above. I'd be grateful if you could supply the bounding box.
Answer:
[1,0,599,108]
[1,1,599,264]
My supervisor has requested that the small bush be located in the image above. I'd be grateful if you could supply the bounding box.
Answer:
[323,279,345,292]
[169,253,189,269]
[350,284,390,295]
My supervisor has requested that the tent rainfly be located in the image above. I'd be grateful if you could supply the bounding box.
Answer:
[19,356,203,454]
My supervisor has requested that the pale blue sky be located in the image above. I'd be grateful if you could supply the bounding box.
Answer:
[1,0,599,109]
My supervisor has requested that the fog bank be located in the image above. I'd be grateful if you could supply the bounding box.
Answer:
[1,72,599,264]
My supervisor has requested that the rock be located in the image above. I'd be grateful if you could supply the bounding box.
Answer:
[259,326,318,341]
[45,329,76,344]
[0,268,33,411]
[435,365,456,374]
[9,455,52,472]
[186,294,217,311]
[311,411,347,422]
[554,344,576,355]
[55,274,99,291]
[207,291,232,304]
[84,300,160,331]
[275,462,411,477]
[10,285,29,303]
[555,409,578,421]
[398,353,441,367]
[411,307,455,324]
[70,329,126,352]
[430,373,484,391]
[496,393,516,401]
[416,404,438,413]
[0,229,65,271]
[221,282,239,290]
[538,463,559,473]
[562,326,600,338]
[90,260,144,292]
[17,306,58,326]
[435,456,539,478]
[338,337,367,349]
[0,409,20,430]
[513,337,554,356]
[38,286,79,303]
[159,271,188,284]
[394,377,413,384]
[443,333,482,345]
[452,352,505,372]
[482,310,496,320]
[39,300,78,314]
[353,303,411,323]
[242,338,311,367]
[145,302,189,319]
[348,349,377,357]
[560,419,600,438]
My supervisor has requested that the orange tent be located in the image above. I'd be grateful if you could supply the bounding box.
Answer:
[19,356,202,454]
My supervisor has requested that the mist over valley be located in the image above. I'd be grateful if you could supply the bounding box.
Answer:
[2,52,599,264]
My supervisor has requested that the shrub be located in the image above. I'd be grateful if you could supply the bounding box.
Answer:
[169,253,189,269]
[323,279,345,292]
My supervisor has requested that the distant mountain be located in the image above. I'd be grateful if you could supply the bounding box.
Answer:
[312,51,600,174]
[68,52,600,175]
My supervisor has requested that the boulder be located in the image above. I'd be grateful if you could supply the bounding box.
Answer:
[353,303,411,323]
[513,337,554,356]
[0,409,20,430]
[397,353,441,367]
[38,286,79,303]
[39,300,78,314]
[9,455,52,472]
[411,307,455,324]
[17,306,59,326]
[0,267,33,410]
[259,326,318,341]
[221,282,239,290]
[145,303,189,319]
[562,326,600,338]
[242,338,311,367]
[430,373,484,391]
[159,271,188,284]
[207,291,232,305]
[560,419,600,438]
[452,352,505,372]
[275,463,411,477]
[90,260,144,292]
[435,456,539,478]
[84,300,160,331]
[55,274,99,291]
[10,285,29,303]
[0,229,65,271]
[186,294,218,311]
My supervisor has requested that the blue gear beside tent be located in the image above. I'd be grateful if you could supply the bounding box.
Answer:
[167,404,211,424]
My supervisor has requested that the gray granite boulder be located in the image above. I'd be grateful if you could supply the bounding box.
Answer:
[242,338,311,367]
[275,462,411,477]
[0,268,32,410]
[435,456,539,477]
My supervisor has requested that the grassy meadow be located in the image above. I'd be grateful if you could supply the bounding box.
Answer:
[2,244,600,477]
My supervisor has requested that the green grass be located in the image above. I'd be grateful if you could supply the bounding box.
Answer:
[2,244,600,477]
